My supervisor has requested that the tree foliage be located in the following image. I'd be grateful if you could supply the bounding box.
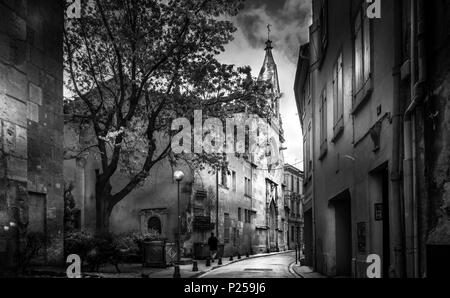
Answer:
[64,0,274,232]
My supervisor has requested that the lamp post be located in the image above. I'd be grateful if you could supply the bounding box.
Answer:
[173,170,184,278]
[215,170,219,241]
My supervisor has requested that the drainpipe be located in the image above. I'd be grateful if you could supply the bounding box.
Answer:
[216,171,219,241]
[311,73,317,273]
[403,0,417,279]
[413,0,427,278]
[404,0,427,278]
[249,164,253,254]
[391,0,406,278]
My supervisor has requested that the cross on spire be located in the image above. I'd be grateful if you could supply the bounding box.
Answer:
[265,24,273,50]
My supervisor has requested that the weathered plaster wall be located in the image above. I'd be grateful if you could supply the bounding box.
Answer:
[309,0,398,277]
[425,0,450,247]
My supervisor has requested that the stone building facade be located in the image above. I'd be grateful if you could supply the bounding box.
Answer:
[283,164,304,250]
[421,0,450,279]
[0,0,64,268]
[64,37,287,258]
[294,0,450,278]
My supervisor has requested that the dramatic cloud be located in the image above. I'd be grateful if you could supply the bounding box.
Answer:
[219,0,312,169]
[237,0,312,63]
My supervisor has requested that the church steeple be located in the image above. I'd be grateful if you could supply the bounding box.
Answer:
[258,25,280,97]
[258,25,284,143]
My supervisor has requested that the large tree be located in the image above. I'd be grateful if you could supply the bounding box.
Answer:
[64,0,273,233]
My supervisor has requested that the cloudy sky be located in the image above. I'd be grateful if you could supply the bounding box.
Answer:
[219,0,312,170]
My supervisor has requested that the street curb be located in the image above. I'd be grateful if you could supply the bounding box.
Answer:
[288,262,303,278]
[194,250,295,278]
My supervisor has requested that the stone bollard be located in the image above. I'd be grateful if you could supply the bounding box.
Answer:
[237,253,241,259]
[229,255,233,261]
[192,261,198,272]
[218,258,223,265]
[206,258,211,267]
[173,265,181,278]
[246,252,250,258]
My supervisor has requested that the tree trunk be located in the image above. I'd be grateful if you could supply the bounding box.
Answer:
[96,199,112,235]
[95,181,113,235]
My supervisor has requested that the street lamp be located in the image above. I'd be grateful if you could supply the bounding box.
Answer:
[173,170,184,278]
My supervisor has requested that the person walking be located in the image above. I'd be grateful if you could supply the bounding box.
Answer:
[208,232,218,262]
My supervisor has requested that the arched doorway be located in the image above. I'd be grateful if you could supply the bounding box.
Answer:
[148,216,162,235]
[268,201,277,251]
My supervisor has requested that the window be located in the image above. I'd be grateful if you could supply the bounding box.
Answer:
[244,209,252,224]
[401,0,412,63]
[148,217,161,235]
[224,213,230,243]
[319,0,329,58]
[353,3,372,109]
[306,74,311,105]
[291,175,294,192]
[291,200,295,216]
[333,53,344,139]
[304,122,313,179]
[238,208,242,222]
[220,168,227,188]
[244,126,250,155]
[296,178,300,194]
[301,74,311,121]
[245,177,252,197]
[232,171,236,191]
[319,87,328,159]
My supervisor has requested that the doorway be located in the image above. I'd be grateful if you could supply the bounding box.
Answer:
[381,168,390,278]
[371,166,390,278]
[304,209,313,267]
[268,201,277,251]
[331,190,352,277]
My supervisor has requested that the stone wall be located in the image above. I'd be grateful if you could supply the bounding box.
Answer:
[423,0,450,277]
[0,0,64,268]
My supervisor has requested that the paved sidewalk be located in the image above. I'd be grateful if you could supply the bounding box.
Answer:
[291,265,328,278]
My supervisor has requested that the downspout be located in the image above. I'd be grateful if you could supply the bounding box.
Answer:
[250,164,253,254]
[403,0,417,279]
[216,171,219,242]
[404,0,427,278]
[391,0,406,278]
[413,0,427,278]
[312,74,319,273]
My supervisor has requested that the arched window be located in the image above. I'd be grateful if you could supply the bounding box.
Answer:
[148,216,161,234]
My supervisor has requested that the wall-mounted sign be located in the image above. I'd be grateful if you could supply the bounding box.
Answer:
[375,203,383,221]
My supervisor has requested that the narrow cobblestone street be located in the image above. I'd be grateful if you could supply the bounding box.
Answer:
[199,252,299,278]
